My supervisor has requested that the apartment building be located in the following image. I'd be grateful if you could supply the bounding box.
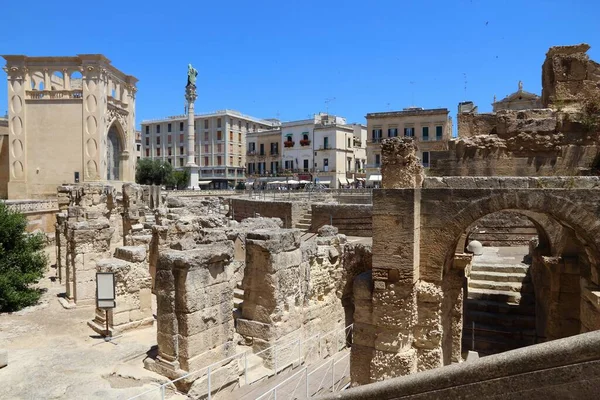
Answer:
[365,107,452,186]
[281,113,367,188]
[141,110,279,189]
[246,129,282,177]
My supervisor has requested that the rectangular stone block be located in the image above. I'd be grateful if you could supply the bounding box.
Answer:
[370,348,417,381]
[178,319,235,360]
[178,302,233,337]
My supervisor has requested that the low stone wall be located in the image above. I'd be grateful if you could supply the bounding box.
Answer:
[311,204,372,237]
[5,199,59,234]
[229,198,309,228]
[318,330,600,400]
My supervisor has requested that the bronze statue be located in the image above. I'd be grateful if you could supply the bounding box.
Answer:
[187,64,198,87]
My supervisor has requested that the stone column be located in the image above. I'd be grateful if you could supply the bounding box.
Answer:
[185,84,199,189]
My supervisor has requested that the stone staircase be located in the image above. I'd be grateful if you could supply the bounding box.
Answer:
[295,210,313,232]
[233,281,244,320]
[463,262,538,356]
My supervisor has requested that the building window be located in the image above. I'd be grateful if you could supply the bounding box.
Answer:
[217,131,222,141]
[248,142,256,152]
[238,120,241,129]
[145,126,149,134]
[348,137,351,147]
[217,156,222,165]
[145,137,149,146]
[168,123,172,133]
[168,148,172,156]
[179,158,184,167]
[229,156,233,165]
[271,142,278,155]
[253,124,256,132]
[204,119,209,129]
[422,127,429,141]
[323,137,329,149]
[372,129,382,142]
[217,144,222,153]
[422,151,430,167]
[156,125,161,134]
[404,127,414,137]
[205,144,209,153]
[145,149,149,157]
[303,159,309,171]
[388,128,398,137]
[375,154,380,166]
[180,146,184,155]
[323,158,329,171]
[204,132,209,142]
[180,122,184,131]
[217,118,222,128]
[168,135,172,144]
[229,131,233,140]
[204,156,209,166]
[238,132,242,142]
[180,133,184,142]
[156,148,161,156]
[436,126,443,140]
[260,143,265,156]
[156,137,161,145]
[167,158,172,165]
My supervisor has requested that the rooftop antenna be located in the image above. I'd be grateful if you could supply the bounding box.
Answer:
[325,97,336,115]
[409,81,415,106]
[386,102,391,111]
[463,73,468,99]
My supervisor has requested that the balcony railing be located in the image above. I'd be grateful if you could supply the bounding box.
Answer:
[270,151,279,156]
[26,90,83,99]
[365,164,381,169]
[371,138,382,143]
[300,139,311,146]
[247,150,256,155]
[284,141,295,148]
[318,145,331,150]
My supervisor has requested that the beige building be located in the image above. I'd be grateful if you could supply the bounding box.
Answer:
[141,110,278,189]
[365,107,452,185]
[1,54,138,199]
[281,113,367,188]
[493,81,542,112]
[246,129,281,178]
[0,117,8,197]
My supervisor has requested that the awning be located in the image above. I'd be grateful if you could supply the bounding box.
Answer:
[347,178,355,184]
[356,178,366,181]
[287,179,300,184]
[198,180,212,185]
[299,180,311,184]
[319,180,331,185]
[368,175,382,182]
[339,177,349,185]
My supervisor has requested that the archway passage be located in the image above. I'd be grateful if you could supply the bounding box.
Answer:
[461,211,542,356]
[107,124,122,181]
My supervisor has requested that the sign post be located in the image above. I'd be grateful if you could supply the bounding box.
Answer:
[96,272,116,338]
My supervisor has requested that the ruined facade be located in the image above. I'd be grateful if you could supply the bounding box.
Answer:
[2,55,137,199]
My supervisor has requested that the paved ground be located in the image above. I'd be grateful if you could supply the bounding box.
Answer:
[0,247,169,400]
[473,246,530,265]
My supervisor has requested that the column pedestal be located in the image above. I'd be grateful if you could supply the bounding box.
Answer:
[187,166,200,190]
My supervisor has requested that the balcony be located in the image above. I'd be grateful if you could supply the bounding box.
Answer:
[270,151,279,156]
[300,139,311,147]
[247,150,257,156]
[317,145,331,151]
[284,141,295,148]
[26,90,83,100]
[371,138,382,143]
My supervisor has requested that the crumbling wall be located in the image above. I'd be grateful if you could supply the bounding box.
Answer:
[381,137,424,189]
[229,198,309,228]
[311,203,372,237]
[468,211,537,246]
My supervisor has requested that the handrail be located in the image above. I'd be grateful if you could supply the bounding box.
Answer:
[255,367,308,400]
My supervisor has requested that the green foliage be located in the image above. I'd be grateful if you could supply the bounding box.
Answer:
[0,202,48,312]
[580,96,600,133]
[135,159,176,186]
[172,170,190,190]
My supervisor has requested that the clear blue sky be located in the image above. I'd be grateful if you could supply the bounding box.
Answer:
[2,0,599,132]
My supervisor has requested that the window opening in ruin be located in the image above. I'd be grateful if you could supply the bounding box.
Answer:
[106,125,122,180]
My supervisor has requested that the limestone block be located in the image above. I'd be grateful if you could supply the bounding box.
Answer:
[372,284,417,328]
[177,302,233,337]
[416,281,443,303]
[178,319,235,359]
[581,299,600,331]
[318,225,339,237]
[370,348,417,381]
[268,249,302,273]
[157,332,179,360]
[373,326,413,353]
[131,223,144,232]
[188,359,239,398]
[115,246,147,263]
[413,325,442,350]
[113,311,131,326]
[139,288,152,311]
[179,281,232,314]
[350,343,375,386]
[246,229,301,254]
[354,298,374,324]
[417,347,443,372]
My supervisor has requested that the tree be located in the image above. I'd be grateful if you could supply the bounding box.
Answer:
[172,169,190,190]
[135,159,175,186]
[0,202,48,312]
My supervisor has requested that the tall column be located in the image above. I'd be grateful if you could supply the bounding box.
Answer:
[185,83,199,189]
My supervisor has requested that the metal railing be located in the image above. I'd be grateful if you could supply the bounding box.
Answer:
[127,324,353,400]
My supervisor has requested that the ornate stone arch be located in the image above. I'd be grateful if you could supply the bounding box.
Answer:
[106,119,126,181]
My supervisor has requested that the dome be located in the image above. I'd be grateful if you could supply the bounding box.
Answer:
[466,240,483,255]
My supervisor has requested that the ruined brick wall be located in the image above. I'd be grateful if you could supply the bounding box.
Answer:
[381,137,424,189]
[311,203,372,237]
[457,112,498,138]
[229,198,310,228]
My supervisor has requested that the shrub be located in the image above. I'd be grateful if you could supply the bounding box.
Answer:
[0,202,48,312]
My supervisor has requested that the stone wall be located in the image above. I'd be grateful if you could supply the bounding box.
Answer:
[311,203,372,237]
[5,199,58,234]
[229,198,309,228]
[468,211,537,246]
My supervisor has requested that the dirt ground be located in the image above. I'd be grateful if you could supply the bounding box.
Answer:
[0,246,172,400]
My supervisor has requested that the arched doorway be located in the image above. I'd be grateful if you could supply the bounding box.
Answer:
[107,123,123,181]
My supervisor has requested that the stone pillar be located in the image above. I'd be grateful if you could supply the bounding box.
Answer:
[185,84,199,189]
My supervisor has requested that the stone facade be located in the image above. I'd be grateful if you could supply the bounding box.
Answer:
[2,55,138,199]
[311,203,372,237]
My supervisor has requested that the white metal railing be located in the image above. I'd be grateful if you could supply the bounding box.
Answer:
[126,324,352,400]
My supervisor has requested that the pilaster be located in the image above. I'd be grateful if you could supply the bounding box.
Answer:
[5,59,28,199]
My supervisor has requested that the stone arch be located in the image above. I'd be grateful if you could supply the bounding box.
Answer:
[106,120,126,181]
[51,71,64,90]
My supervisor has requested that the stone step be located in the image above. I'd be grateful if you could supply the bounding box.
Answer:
[465,298,536,316]
[471,263,529,274]
[298,218,312,224]
[469,270,529,283]
[237,281,243,290]
[234,298,243,310]
[464,310,536,329]
[467,287,534,305]
[295,222,311,229]
[469,279,534,294]
[235,352,274,387]
[234,288,244,300]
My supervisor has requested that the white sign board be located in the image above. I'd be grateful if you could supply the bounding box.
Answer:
[96,272,116,309]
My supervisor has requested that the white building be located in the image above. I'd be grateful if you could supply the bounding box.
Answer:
[281,113,367,188]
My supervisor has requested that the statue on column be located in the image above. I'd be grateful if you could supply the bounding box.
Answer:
[187,64,198,87]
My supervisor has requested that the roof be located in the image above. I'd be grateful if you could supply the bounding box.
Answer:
[366,108,450,119]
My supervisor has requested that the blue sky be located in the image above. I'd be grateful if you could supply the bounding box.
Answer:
[2,0,599,132]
